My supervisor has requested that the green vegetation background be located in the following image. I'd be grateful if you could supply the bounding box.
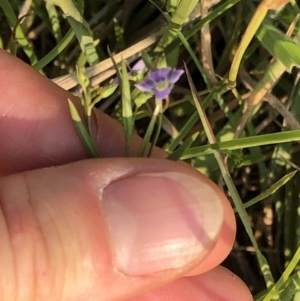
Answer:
[1,0,300,300]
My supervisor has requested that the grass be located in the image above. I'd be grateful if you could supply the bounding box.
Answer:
[1,0,300,299]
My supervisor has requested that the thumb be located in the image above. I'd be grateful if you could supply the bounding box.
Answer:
[0,158,227,301]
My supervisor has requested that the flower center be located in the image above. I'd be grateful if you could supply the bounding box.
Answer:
[155,80,169,91]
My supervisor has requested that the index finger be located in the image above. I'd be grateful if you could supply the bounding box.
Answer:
[0,50,152,176]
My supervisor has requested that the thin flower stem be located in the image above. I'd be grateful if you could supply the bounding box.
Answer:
[139,103,160,157]
[147,99,163,157]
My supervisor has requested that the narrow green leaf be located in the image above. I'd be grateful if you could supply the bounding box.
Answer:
[67,99,100,158]
[0,0,38,64]
[257,23,300,72]
[181,129,300,159]
[166,91,218,153]
[262,246,300,301]
[120,59,134,156]
[66,17,99,66]
[177,30,209,85]
[45,0,99,66]
[141,51,154,69]
[108,47,134,156]
[277,272,300,301]
[256,272,300,301]
[171,0,241,48]
[45,2,62,42]
[171,0,198,25]
[185,63,274,287]
[166,110,199,153]
[153,0,198,52]
[241,171,297,210]
[45,0,82,22]
[167,132,199,161]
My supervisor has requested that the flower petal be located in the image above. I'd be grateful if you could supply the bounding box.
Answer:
[153,87,172,99]
[131,59,146,72]
[135,81,154,93]
[113,77,119,85]
[168,69,184,84]
[148,68,172,82]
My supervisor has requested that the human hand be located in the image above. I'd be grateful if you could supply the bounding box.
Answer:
[0,50,252,301]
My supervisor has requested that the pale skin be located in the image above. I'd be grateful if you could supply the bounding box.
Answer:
[0,50,253,301]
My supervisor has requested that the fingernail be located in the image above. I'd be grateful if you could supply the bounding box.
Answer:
[99,171,223,276]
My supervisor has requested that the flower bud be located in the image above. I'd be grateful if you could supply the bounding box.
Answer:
[156,54,168,69]
[100,83,118,99]
[134,92,153,108]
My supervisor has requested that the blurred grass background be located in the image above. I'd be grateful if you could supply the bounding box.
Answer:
[1,0,300,300]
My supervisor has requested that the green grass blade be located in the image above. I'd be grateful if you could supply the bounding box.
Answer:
[181,129,300,159]
[151,1,210,83]
[257,23,300,72]
[241,171,297,210]
[32,29,74,70]
[171,0,198,25]
[45,0,99,66]
[154,0,198,52]
[277,271,300,301]
[108,47,134,156]
[45,2,62,42]
[262,246,300,301]
[120,59,134,156]
[139,105,159,157]
[147,100,163,157]
[166,91,217,153]
[0,0,38,64]
[67,99,100,158]
[166,110,199,153]
[177,31,209,85]
[66,16,99,66]
[167,132,199,161]
[185,63,274,287]
[173,0,241,46]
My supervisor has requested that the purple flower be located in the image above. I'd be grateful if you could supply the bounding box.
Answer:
[135,67,184,99]
[113,59,146,85]
[131,59,146,72]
